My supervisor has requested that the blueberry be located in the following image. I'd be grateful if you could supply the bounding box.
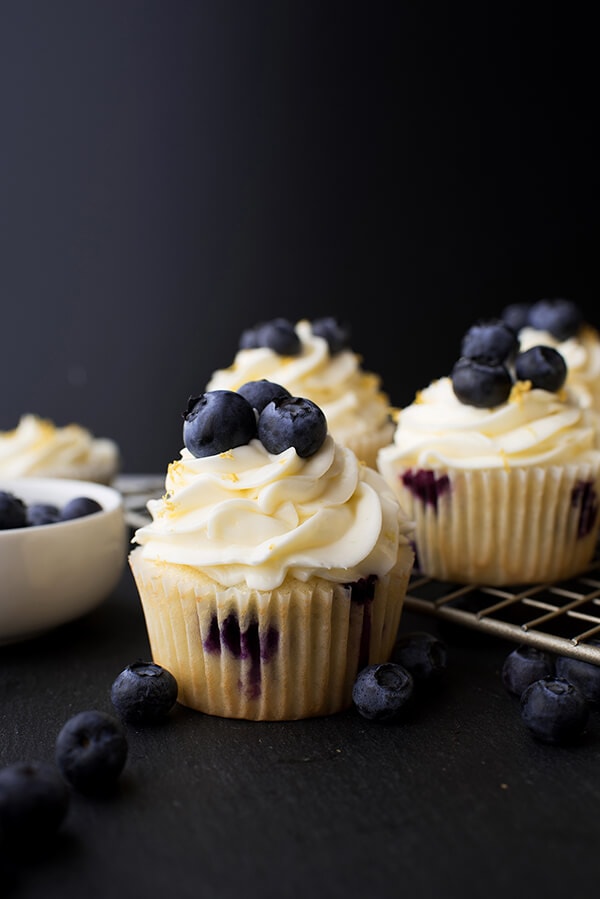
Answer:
[59,496,103,521]
[352,662,414,722]
[27,502,60,527]
[392,631,448,687]
[520,676,589,744]
[502,644,556,697]
[514,345,567,393]
[450,357,513,408]
[111,661,179,724]
[237,379,291,413]
[257,395,327,458]
[0,491,28,530]
[239,318,301,356]
[555,646,600,703]
[460,319,520,365]
[55,710,128,795]
[183,390,257,458]
[311,316,352,354]
[0,761,69,847]
[527,298,583,341]
[501,302,533,333]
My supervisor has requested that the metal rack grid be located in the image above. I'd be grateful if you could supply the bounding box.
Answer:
[405,556,600,664]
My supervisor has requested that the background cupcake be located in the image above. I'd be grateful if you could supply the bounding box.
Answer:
[205,317,395,469]
[377,322,600,586]
[130,385,414,721]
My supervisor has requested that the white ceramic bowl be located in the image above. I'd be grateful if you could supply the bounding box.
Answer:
[0,477,127,645]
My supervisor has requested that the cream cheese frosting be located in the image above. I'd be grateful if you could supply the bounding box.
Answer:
[517,324,600,412]
[0,414,119,481]
[133,434,413,591]
[206,319,393,443]
[377,377,600,471]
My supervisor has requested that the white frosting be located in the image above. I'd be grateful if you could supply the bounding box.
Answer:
[206,320,392,442]
[518,324,600,411]
[0,414,119,481]
[377,378,600,471]
[133,434,413,590]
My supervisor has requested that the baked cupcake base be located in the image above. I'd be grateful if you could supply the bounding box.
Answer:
[129,545,414,721]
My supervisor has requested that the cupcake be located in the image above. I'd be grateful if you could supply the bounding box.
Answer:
[500,298,600,415]
[129,384,414,721]
[205,316,395,469]
[0,414,120,484]
[377,323,600,586]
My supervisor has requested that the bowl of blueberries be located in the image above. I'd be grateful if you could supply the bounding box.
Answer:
[0,477,127,645]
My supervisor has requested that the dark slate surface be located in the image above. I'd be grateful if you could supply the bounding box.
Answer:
[3,560,600,899]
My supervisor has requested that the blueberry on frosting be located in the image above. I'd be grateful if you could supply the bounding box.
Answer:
[258,395,328,458]
[527,298,583,341]
[514,345,567,393]
[460,318,520,365]
[237,379,291,412]
[311,316,352,354]
[238,318,301,356]
[183,390,258,458]
[450,357,513,408]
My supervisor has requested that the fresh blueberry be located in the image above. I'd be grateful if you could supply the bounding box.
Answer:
[352,662,414,722]
[111,661,179,725]
[0,761,69,847]
[239,318,301,356]
[183,390,257,458]
[502,644,556,697]
[555,646,600,703]
[460,319,520,365]
[55,710,128,795]
[27,502,60,527]
[237,379,291,413]
[59,496,103,521]
[527,298,583,341]
[514,345,567,393]
[392,631,448,687]
[311,316,352,354]
[257,395,328,458]
[0,491,28,530]
[501,302,533,333]
[450,357,513,408]
[520,676,589,744]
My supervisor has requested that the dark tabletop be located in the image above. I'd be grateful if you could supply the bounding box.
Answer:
[3,542,600,899]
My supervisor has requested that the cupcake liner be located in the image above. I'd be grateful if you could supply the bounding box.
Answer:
[129,545,414,721]
[380,461,600,585]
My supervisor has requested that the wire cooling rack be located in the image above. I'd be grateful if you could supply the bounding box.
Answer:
[114,475,600,665]
[405,557,600,664]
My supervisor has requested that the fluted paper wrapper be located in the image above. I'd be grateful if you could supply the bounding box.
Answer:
[381,462,600,585]
[129,545,414,721]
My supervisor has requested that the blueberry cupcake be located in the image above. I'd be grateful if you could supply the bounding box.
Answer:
[129,383,414,721]
[377,322,600,585]
[0,414,120,484]
[205,317,395,469]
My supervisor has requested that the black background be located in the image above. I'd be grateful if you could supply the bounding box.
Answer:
[1,1,597,473]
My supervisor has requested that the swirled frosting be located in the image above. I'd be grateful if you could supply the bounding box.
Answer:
[133,434,413,590]
[518,324,600,411]
[0,414,119,481]
[206,320,393,443]
[377,377,600,471]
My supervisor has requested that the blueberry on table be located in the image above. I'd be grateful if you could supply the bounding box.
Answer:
[514,345,567,393]
[502,644,556,698]
[460,319,520,365]
[55,710,128,795]
[238,379,291,413]
[0,760,70,848]
[450,357,513,408]
[527,298,583,341]
[183,390,257,458]
[0,491,28,530]
[501,302,533,333]
[520,676,589,744]
[311,316,352,354]
[352,663,414,722]
[27,502,60,527]
[555,646,600,703]
[258,395,328,457]
[111,661,178,724]
[392,631,448,687]
[59,496,102,521]
[239,318,301,356]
